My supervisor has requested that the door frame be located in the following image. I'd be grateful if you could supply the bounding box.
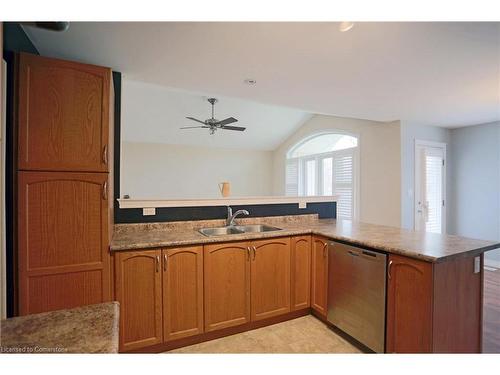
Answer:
[414,139,447,233]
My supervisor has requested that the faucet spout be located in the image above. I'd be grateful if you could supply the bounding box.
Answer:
[226,206,250,226]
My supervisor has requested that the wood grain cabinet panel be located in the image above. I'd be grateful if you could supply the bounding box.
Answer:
[386,254,433,353]
[18,171,111,315]
[115,250,163,352]
[204,241,251,332]
[251,237,291,321]
[291,236,311,311]
[163,246,204,341]
[311,236,328,316]
[17,52,111,172]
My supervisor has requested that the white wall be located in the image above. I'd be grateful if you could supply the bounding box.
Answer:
[400,122,451,230]
[449,121,500,264]
[273,115,401,227]
[121,142,274,199]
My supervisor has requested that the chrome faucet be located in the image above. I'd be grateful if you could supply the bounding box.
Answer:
[226,206,249,226]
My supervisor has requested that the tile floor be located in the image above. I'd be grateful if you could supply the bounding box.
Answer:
[166,316,362,354]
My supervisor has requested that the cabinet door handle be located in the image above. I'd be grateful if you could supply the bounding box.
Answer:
[102,145,108,165]
[163,254,167,271]
[252,246,256,261]
[323,243,328,258]
[102,181,108,200]
[156,256,160,273]
[388,260,393,280]
[246,246,251,261]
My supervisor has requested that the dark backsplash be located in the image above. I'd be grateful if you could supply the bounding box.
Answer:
[115,202,336,224]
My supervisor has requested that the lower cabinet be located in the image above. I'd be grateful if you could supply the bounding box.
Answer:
[204,241,251,332]
[115,250,163,351]
[291,235,311,310]
[251,237,291,321]
[311,236,329,316]
[163,246,204,341]
[204,237,293,331]
[115,246,203,352]
[386,254,433,353]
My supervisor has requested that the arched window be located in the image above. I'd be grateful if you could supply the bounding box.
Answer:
[286,132,358,219]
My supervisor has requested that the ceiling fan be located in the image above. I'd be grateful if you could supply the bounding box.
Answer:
[181,98,246,135]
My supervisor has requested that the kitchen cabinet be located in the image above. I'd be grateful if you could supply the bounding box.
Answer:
[115,250,163,352]
[16,52,114,316]
[115,246,204,351]
[18,171,112,315]
[386,254,433,353]
[251,237,291,321]
[204,241,251,332]
[311,236,328,316]
[290,235,311,310]
[386,254,483,353]
[17,52,112,172]
[163,246,204,341]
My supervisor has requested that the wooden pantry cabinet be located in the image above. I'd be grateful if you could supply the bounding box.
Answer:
[115,246,204,352]
[16,52,114,315]
[17,52,112,172]
[311,236,329,317]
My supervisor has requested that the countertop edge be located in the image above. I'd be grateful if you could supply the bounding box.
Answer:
[110,228,500,264]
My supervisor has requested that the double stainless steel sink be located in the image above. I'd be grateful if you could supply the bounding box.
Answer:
[199,224,282,237]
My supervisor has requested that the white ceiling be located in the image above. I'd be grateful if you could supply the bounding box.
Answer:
[25,22,500,128]
[121,80,311,150]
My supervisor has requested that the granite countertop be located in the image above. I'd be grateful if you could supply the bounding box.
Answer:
[0,302,119,354]
[110,215,500,263]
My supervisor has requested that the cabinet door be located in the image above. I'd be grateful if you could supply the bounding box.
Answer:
[18,171,111,315]
[115,250,163,352]
[163,246,204,341]
[291,235,311,311]
[17,52,112,172]
[251,237,291,321]
[311,236,328,316]
[204,241,251,332]
[386,254,433,353]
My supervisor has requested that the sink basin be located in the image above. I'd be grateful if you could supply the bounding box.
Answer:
[198,226,244,236]
[234,224,282,233]
[198,224,282,237]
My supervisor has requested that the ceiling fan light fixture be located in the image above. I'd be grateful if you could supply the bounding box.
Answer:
[339,22,355,32]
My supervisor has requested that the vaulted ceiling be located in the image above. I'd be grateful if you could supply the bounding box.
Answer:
[25,22,500,128]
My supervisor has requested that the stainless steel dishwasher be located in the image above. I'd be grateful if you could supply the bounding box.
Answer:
[327,241,387,353]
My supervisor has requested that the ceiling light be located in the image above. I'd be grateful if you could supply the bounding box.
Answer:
[244,78,257,85]
[339,22,354,32]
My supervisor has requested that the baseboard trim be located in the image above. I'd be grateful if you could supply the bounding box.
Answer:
[124,308,311,353]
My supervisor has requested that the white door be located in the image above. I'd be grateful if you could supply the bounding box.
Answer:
[415,141,446,234]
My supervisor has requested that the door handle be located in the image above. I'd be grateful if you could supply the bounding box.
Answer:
[252,246,256,261]
[246,246,251,261]
[102,181,108,200]
[102,145,108,165]
[155,256,160,273]
[388,260,393,280]
[323,243,328,258]
[163,253,167,271]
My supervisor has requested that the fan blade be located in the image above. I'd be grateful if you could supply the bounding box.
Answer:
[220,125,246,131]
[217,117,238,126]
[186,116,207,125]
[180,126,209,129]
